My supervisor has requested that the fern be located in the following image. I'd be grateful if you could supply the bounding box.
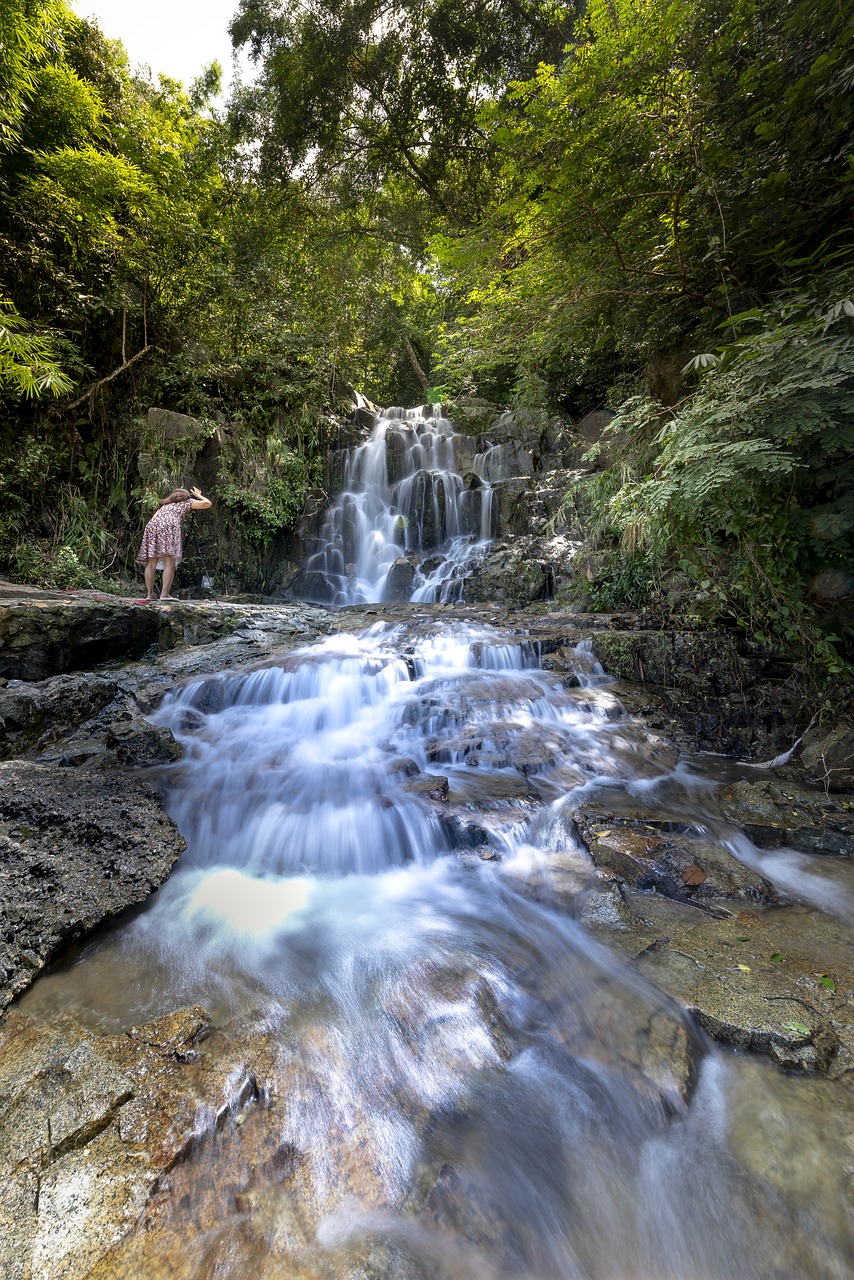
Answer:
[584,275,854,672]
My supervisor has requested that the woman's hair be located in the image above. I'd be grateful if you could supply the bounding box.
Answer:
[158,488,191,507]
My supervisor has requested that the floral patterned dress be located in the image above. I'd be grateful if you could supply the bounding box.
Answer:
[136,500,192,564]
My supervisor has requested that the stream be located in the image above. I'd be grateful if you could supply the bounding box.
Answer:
[19,617,854,1279]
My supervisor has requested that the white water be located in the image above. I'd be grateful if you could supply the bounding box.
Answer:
[21,621,854,1278]
[301,406,495,604]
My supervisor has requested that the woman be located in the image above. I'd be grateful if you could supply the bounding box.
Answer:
[136,485,212,601]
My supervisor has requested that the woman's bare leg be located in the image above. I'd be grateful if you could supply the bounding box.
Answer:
[161,556,176,598]
[144,559,157,599]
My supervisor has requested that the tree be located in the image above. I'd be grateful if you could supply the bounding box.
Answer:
[229,0,578,219]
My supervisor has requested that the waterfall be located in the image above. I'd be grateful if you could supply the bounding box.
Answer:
[17,618,854,1278]
[298,405,494,605]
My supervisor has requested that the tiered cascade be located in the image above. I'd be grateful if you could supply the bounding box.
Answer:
[299,405,495,604]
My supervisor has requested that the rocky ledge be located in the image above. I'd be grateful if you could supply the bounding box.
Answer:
[0,589,334,682]
[0,762,185,1014]
[0,592,342,1029]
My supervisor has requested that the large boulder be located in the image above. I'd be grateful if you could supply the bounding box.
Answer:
[717,779,854,857]
[146,407,205,443]
[383,557,417,602]
[0,600,162,681]
[464,534,581,606]
[0,761,185,1013]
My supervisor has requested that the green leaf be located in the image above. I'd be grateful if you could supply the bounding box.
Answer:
[820,975,836,991]
[769,953,784,963]
[783,1021,811,1037]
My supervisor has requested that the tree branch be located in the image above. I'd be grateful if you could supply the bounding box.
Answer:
[67,345,156,412]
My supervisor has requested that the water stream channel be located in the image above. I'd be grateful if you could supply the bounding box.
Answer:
[19,619,854,1278]
[13,405,854,1277]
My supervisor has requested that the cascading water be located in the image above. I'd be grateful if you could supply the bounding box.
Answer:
[300,406,495,605]
[18,621,854,1279]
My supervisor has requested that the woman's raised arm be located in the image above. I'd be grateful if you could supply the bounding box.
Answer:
[189,486,212,510]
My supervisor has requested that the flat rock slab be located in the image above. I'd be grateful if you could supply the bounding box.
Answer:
[0,596,335,682]
[0,762,186,1012]
[717,779,854,857]
[581,874,854,1076]
[572,799,778,907]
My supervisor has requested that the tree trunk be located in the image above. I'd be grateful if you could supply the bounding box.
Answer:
[400,330,430,395]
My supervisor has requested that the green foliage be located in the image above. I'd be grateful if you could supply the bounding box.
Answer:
[229,0,576,217]
[430,0,854,411]
[2,0,851,665]
[587,551,657,612]
[0,299,74,396]
[217,450,310,549]
[581,279,854,672]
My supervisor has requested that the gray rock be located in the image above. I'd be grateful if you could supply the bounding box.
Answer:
[0,672,121,757]
[572,802,777,905]
[383,557,417,602]
[799,720,854,792]
[464,535,581,606]
[576,408,626,467]
[0,600,163,681]
[582,879,854,1076]
[0,761,185,1013]
[0,596,334,683]
[147,406,204,442]
[717,779,854,857]
[401,772,449,801]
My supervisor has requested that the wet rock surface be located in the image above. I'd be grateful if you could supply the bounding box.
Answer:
[0,1004,248,1280]
[564,790,854,1077]
[1,594,853,1277]
[0,762,185,1014]
[0,597,336,765]
[799,719,854,792]
[464,533,581,607]
[717,779,854,857]
[587,626,807,758]
[572,800,778,905]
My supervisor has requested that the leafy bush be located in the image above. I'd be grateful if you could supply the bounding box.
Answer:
[587,551,657,612]
[586,278,854,673]
[217,449,310,549]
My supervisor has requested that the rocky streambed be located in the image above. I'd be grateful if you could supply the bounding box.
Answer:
[1,591,853,1279]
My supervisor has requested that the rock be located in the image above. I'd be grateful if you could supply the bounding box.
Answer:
[383,557,417,602]
[572,801,777,905]
[401,772,449,801]
[38,716,182,770]
[464,535,581,607]
[575,408,625,467]
[0,1004,278,1280]
[799,720,854,792]
[585,625,807,758]
[385,426,413,484]
[0,761,185,1013]
[0,600,163,680]
[591,628,750,691]
[0,670,182,768]
[0,596,334,683]
[717,780,854,857]
[0,672,121,757]
[583,884,854,1076]
[146,406,204,442]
